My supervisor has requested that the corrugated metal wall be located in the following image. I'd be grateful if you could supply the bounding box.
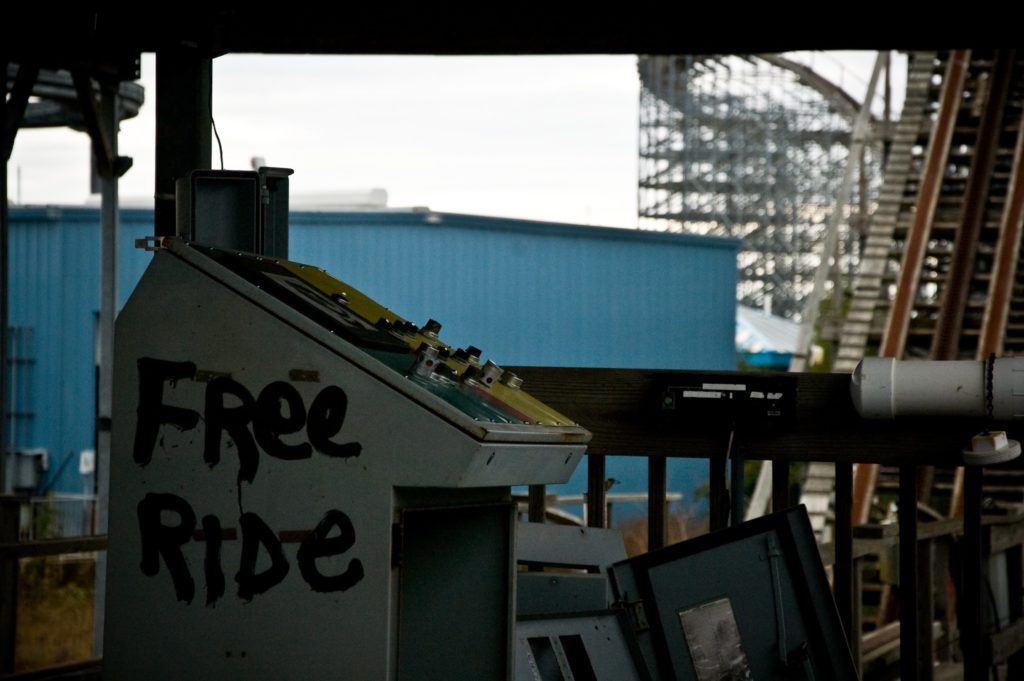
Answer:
[6,208,153,494]
[289,211,737,369]
[7,207,737,498]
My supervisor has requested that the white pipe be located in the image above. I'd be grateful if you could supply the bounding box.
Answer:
[851,357,1024,420]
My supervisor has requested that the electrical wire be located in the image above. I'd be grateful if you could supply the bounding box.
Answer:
[211,113,225,170]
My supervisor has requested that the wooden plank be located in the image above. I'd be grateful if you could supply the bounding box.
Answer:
[979,84,1024,357]
[882,50,969,359]
[984,513,1024,555]
[990,615,1024,665]
[0,535,109,559]
[933,50,1015,359]
[508,367,1004,465]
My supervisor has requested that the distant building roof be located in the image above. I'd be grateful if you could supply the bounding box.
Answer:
[736,305,800,354]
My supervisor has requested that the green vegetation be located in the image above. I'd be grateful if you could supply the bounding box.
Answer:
[16,557,95,672]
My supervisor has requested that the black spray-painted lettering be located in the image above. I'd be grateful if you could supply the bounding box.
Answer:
[201,515,225,606]
[133,359,363,482]
[254,381,313,461]
[297,510,365,593]
[134,359,199,465]
[137,492,197,604]
[235,512,290,601]
[137,500,364,604]
[307,385,362,459]
[133,360,366,602]
[204,376,259,484]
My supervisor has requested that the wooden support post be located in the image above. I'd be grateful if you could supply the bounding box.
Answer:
[917,538,935,681]
[729,455,744,526]
[710,454,728,532]
[1007,544,1024,678]
[852,556,864,679]
[648,456,667,551]
[586,454,607,528]
[0,66,8,502]
[834,462,854,649]
[527,485,546,524]
[0,497,20,674]
[962,465,984,679]
[772,461,790,513]
[899,465,920,681]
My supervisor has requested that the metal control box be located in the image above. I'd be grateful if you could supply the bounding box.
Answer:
[105,238,589,680]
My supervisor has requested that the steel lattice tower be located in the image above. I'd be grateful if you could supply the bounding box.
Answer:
[638,54,883,320]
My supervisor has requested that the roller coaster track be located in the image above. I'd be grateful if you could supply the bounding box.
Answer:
[831,49,1024,524]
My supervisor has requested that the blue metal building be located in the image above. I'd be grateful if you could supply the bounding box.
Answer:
[6,206,738,515]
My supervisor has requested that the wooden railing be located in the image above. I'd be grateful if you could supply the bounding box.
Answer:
[510,365,1024,681]
[0,496,106,680]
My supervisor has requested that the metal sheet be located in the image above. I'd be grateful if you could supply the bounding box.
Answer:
[611,507,857,681]
[515,612,645,681]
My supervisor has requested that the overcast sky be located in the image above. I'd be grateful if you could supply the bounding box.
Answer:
[8,51,901,228]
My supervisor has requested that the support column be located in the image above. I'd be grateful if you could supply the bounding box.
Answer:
[834,462,854,649]
[899,465,919,681]
[962,466,984,678]
[0,498,18,673]
[709,454,728,532]
[772,461,790,512]
[155,49,212,236]
[729,455,744,526]
[93,81,120,657]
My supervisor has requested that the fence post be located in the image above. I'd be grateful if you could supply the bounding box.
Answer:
[0,495,22,673]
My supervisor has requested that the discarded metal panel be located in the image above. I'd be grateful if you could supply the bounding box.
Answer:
[611,506,857,681]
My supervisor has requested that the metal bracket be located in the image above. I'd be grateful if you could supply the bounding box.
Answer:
[3,63,39,162]
[630,600,650,632]
[71,70,133,179]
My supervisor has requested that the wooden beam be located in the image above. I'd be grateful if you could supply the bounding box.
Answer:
[990,614,1024,666]
[508,367,1004,465]
[0,535,109,559]
[932,50,1014,359]
[882,49,969,358]
[984,514,1024,555]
